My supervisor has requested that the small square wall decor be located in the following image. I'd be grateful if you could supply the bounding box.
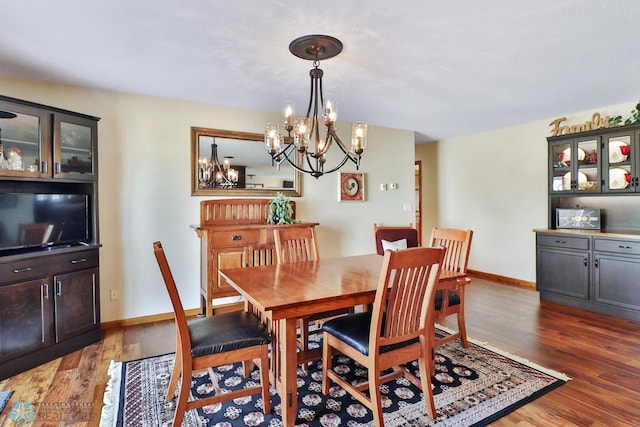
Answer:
[339,172,365,202]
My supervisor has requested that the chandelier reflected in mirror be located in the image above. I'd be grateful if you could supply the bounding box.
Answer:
[198,139,239,188]
[265,35,367,179]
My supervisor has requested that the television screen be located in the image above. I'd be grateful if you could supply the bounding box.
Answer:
[0,193,90,252]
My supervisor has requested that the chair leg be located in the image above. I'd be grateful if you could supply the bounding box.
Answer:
[457,292,468,348]
[172,364,191,427]
[417,353,437,419]
[369,367,384,427]
[166,350,182,400]
[298,318,310,370]
[258,346,271,414]
[298,318,309,351]
[321,336,332,395]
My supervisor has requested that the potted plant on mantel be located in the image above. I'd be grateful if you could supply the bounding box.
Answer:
[267,192,300,225]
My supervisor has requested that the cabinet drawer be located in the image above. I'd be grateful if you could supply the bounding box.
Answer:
[53,250,99,272]
[537,234,590,250]
[209,230,261,247]
[594,238,640,255]
[0,249,99,284]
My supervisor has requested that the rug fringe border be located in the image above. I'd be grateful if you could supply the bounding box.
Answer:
[99,360,123,427]
[436,324,572,382]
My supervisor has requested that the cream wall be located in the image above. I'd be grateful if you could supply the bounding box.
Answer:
[421,101,637,283]
[0,78,415,322]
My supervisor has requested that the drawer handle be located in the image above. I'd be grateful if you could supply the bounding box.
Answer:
[13,267,32,274]
[618,245,633,250]
[555,240,567,244]
[584,258,588,267]
[71,258,87,264]
[232,235,242,241]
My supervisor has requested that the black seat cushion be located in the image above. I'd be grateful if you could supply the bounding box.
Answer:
[322,311,417,356]
[188,311,271,358]
[434,290,461,310]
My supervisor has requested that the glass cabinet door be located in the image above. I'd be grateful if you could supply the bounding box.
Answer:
[53,113,97,180]
[550,137,600,193]
[575,137,599,192]
[0,101,50,178]
[550,141,572,193]
[603,132,633,192]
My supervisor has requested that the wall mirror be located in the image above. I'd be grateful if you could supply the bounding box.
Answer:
[191,127,302,197]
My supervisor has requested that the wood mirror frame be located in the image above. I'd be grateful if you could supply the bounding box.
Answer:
[191,127,302,197]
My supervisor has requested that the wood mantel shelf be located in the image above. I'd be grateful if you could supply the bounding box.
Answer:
[192,198,318,316]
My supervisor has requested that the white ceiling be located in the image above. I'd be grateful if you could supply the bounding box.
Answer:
[1,0,638,142]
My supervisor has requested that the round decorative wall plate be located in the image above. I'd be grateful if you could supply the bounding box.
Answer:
[339,172,365,202]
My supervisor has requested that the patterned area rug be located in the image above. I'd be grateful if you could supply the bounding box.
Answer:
[0,390,13,414]
[100,329,569,426]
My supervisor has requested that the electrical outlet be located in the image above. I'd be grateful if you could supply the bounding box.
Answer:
[110,288,119,301]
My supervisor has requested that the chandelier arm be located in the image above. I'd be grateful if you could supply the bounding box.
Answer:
[271,143,320,176]
[317,152,354,176]
[312,70,322,156]
[305,69,314,118]
[329,128,356,157]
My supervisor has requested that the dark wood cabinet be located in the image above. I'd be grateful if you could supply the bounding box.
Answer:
[537,123,640,322]
[593,237,640,312]
[535,230,640,322]
[0,278,54,362]
[536,239,590,299]
[0,95,100,380]
[0,247,100,379]
[0,95,98,181]
[54,267,99,342]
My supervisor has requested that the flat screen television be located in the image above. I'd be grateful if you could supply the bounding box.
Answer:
[0,193,91,253]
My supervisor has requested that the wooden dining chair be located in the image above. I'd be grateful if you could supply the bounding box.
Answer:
[273,227,352,356]
[322,246,445,425]
[429,227,473,348]
[273,226,319,264]
[373,223,419,255]
[153,241,272,426]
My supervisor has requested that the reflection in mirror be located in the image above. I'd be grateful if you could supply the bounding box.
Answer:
[191,127,301,197]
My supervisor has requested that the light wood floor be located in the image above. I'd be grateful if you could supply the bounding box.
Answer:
[1,277,639,426]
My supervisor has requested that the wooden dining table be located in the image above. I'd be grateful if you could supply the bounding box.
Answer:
[219,253,469,426]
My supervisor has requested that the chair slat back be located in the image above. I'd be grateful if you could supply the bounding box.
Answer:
[153,242,191,355]
[243,243,276,267]
[274,227,319,264]
[371,247,444,348]
[19,222,52,245]
[429,227,473,273]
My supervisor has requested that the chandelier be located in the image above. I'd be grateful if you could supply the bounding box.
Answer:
[264,35,367,179]
[197,139,239,189]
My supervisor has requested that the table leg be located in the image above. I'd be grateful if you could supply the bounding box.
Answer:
[280,317,298,426]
